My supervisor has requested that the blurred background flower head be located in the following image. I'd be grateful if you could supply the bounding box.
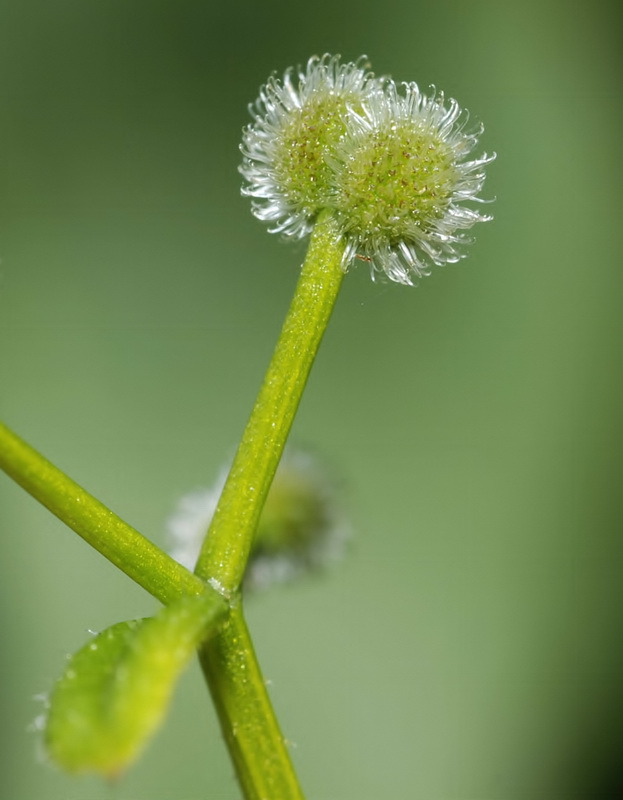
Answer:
[168,446,350,590]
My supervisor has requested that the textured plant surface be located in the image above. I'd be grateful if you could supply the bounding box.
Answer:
[0,54,493,800]
[241,54,494,284]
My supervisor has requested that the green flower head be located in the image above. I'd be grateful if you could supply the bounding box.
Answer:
[240,55,495,285]
[240,54,375,239]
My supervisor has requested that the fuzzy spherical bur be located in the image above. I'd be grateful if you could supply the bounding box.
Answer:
[330,81,495,284]
[240,58,495,285]
[240,55,375,239]
[272,92,361,219]
[335,121,460,245]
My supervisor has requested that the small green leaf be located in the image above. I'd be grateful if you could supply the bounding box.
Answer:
[45,592,226,777]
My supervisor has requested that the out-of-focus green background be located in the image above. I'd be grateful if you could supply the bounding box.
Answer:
[1,1,621,798]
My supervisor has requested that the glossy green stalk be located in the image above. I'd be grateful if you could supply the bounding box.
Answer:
[198,605,302,800]
[194,210,346,593]
[0,421,206,605]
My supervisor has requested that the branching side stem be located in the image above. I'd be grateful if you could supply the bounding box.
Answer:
[0,421,207,606]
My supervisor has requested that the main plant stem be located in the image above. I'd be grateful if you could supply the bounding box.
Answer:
[194,210,346,593]
[196,210,346,800]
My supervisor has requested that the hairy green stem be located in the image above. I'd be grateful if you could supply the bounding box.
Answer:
[198,604,303,800]
[194,210,346,592]
[196,211,347,800]
[0,421,207,605]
